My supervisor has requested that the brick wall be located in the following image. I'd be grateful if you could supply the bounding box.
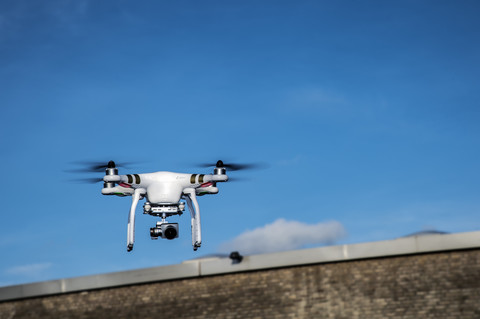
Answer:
[1,249,480,318]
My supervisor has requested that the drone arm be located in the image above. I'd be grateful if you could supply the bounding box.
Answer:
[183,188,201,250]
[127,188,146,252]
[204,174,228,183]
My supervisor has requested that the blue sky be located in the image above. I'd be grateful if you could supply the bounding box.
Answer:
[1,0,479,286]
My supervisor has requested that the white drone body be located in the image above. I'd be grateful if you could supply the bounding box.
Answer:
[101,161,228,252]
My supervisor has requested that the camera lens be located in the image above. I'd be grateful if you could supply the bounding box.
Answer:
[150,227,161,238]
[164,226,177,240]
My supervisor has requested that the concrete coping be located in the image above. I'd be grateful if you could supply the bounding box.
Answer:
[1,230,479,302]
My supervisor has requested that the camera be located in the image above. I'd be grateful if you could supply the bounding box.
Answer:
[150,223,179,240]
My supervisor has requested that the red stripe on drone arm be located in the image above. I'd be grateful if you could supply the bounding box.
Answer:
[200,182,213,187]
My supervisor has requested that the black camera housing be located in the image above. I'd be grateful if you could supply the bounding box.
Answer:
[150,223,179,240]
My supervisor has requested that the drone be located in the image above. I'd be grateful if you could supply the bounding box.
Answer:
[76,160,257,252]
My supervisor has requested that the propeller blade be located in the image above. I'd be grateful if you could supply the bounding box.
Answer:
[67,160,134,173]
[225,176,250,182]
[197,160,267,171]
[222,163,265,171]
[67,177,104,184]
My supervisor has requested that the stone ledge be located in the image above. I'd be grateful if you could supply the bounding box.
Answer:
[1,230,479,302]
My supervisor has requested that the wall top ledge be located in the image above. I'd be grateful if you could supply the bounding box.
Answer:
[2,230,480,302]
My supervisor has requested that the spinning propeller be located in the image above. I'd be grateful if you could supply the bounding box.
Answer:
[66,160,129,183]
[67,160,132,173]
[198,160,266,171]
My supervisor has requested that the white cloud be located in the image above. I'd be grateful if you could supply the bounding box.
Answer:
[5,262,53,277]
[218,218,346,255]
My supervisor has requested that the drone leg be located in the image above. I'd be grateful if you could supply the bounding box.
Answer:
[184,196,196,249]
[184,188,201,251]
[127,188,145,252]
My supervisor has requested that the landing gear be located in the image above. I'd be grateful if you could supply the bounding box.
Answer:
[193,242,201,251]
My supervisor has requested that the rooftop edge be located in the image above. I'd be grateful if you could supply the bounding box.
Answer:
[1,230,479,302]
